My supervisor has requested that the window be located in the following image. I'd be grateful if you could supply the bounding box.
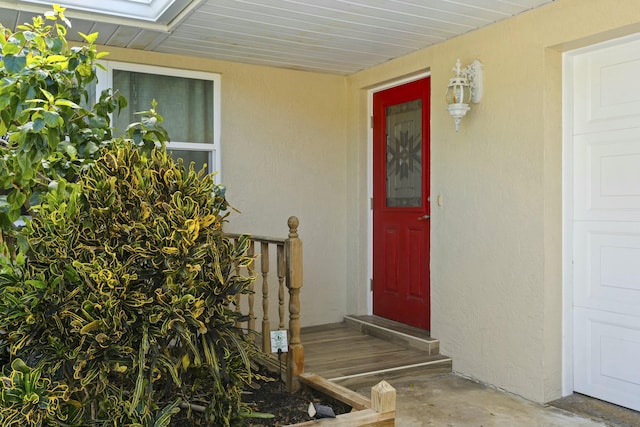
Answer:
[96,62,221,181]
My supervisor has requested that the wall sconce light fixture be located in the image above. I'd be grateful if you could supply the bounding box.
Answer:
[446,58,483,131]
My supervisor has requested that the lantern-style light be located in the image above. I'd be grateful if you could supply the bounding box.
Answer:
[446,58,483,131]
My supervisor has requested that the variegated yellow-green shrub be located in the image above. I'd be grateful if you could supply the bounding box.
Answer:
[0,358,72,426]
[0,138,260,426]
[1,7,262,426]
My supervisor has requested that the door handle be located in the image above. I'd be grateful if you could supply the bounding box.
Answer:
[418,215,430,220]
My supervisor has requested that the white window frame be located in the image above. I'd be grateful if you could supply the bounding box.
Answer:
[96,61,222,182]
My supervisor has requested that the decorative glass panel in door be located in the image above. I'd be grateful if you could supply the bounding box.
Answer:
[386,99,422,207]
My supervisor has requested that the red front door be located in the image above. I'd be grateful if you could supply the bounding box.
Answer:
[372,77,431,330]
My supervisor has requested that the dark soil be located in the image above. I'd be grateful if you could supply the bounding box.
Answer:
[244,369,351,426]
[168,367,352,426]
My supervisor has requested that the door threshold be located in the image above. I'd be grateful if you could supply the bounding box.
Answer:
[345,315,439,355]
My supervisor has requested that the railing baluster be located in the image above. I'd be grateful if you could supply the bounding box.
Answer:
[261,242,271,353]
[233,238,242,328]
[247,241,256,334]
[277,243,286,330]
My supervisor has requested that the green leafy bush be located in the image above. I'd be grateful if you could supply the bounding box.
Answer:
[0,5,125,244]
[1,139,259,426]
[0,7,261,426]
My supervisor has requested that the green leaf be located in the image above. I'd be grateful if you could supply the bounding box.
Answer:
[25,279,46,289]
[22,31,37,41]
[11,358,31,374]
[131,128,143,145]
[83,141,99,156]
[54,99,81,109]
[32,117,45,132]
[76,62,91,77]
[152,400,181,427]
[67,56,78,71]
[0,213,12,229]
[45,54,67,64]
[0,92,12,109]
[78,31,99,44]
[116,93,128,110]
[88,115,107,129]
[43,110,61,127]
[7,207,22,224]
[2,43,21,55]
[47,126,60,150]
[55,23,67,36]
[40,88,55,104]
[34,35,46,52]
[3,54,27,73]
[6,189,26,211]
[50,37,63,53]
[16,152,35,181]
[62,142,77,158]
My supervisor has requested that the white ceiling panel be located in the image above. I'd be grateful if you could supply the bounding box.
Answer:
[0,0,556,75]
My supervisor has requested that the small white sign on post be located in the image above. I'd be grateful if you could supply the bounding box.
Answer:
[270,330,288,353]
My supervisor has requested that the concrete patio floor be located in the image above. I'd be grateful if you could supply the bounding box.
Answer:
[300,318,639,426]
[353,372,632,427]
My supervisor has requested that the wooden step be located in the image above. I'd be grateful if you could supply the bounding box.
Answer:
[300,318,452,391]
[344,315,440,355]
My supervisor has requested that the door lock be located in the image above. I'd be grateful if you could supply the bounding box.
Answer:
[418,214,430,220]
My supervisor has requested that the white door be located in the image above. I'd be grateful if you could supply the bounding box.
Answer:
[570,35,640,411]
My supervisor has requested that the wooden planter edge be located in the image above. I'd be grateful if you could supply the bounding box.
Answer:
[284,373,396,427]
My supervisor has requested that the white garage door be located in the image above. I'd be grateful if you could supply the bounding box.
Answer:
[569,35,640,411]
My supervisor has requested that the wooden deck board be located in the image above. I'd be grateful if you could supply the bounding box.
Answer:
[301,321,449,382]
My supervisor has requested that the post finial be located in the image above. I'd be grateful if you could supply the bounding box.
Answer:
[288,216,299,238]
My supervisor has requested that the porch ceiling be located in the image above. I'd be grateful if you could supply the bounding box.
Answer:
[0,0,555,75]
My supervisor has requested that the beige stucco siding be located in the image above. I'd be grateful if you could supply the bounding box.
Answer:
[345,0,640,404]
[96,0,640,406]
[97,47,349,327]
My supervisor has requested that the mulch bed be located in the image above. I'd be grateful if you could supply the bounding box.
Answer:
[167,367,351,426]
[244,369,352,426]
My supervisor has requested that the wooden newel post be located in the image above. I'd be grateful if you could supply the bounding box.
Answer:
[371,380,396,426]
[286,216,304,392]
[371,380,396,414]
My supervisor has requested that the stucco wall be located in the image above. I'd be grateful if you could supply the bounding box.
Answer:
[95,0,640,405]
[345,0,640,403]
[98,47,349,327]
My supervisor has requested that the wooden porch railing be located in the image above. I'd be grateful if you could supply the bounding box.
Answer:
[226,216,304,391]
